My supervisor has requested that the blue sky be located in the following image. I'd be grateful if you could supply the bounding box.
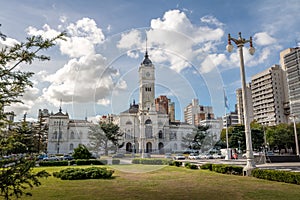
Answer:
[1,0,300,122]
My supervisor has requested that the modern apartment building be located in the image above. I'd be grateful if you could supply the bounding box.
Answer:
[223,109,239,127]
[236,83,254,125]
[251,65,287,125]
[282,48,300,118]
[184,99,214,126]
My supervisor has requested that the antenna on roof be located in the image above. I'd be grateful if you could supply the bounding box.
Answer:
[59,99,62,112]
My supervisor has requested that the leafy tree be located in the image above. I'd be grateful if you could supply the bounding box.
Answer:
[72,144,92,159]
[0,25,65,199]
[31,113,48,153]
[0,158,50,199]
[181,125,209,151]
[266,123,295,153]
[88,122,124,156]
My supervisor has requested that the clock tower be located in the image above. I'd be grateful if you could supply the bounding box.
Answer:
[139,50,155,111]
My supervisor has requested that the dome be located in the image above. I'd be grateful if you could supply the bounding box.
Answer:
[142,51,152,66]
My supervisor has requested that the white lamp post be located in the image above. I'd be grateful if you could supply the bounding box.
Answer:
[227,32,256,176]
[290,114,299,156]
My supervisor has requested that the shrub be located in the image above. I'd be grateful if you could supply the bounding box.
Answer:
[252,169,300,185]
[184,162,198,170]
[132,158,171,165]
[169,160,182,167]
[53,167,114,180]
[38,161,69,167]
[200,163,242,175]
[112,159,120,165]
[74,159,107,165]
[200,163,212,170]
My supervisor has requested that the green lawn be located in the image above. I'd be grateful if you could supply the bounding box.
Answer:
[20,165,300,200]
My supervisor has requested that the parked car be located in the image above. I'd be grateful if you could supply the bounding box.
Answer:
[188,153,200,160]
[112,153,125,158]
[173,153,186,160]
[164,153,172,159]
[242,151,261,158]
[63,155,73,160]
[43,156,59,161]
[212,153,222,159]
[204,154,213,159]
[37,154,48,160]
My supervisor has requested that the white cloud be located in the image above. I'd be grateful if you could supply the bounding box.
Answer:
[7,86,40,116]
[115,9,225,73]
[200,54,227,73]
[27,24,61,40]
[42,53,124,105]
[97,99,110,106]
[254,32,276,46]
[200,15,224,27]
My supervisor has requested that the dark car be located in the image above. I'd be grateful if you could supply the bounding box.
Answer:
[112,153,125,158]
[63,155,73,160]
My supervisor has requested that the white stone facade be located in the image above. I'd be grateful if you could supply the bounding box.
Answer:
[47,109,92,155]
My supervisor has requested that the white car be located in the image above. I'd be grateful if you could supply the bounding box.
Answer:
[188,153,199,160]
[212,154,222,159]
[242,152,261,158]
[173,154,186,160]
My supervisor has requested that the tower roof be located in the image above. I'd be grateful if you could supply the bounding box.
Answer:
[141,51,152,66]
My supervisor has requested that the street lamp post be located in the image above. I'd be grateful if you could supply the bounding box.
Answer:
[227,32,256,176]
[291,115,299,156]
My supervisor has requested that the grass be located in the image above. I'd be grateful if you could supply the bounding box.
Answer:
[20,165,300,200]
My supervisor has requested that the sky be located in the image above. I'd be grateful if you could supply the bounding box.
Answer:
[1,0,300,122]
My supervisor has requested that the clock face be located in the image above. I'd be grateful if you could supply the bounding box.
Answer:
[146,72,150,77]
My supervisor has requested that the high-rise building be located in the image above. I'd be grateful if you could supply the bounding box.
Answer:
[168,99,175,122]
[251,65,287,125]
[223,108,239,127]
[282,47,300,118]
[280,48,294,117]
[155,95,169,114]
[184,99,214,126]
[236,83,254,125]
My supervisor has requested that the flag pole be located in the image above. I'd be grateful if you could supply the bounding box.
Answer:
[224,90,230,160]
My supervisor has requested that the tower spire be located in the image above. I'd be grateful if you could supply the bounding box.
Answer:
[59,99,62,112]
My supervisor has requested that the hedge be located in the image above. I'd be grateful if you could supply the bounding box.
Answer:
[112,159,120,165]
[184,162,198,170]
[53,167,114,180]
[132,158,172,165]
[252,169,300,185]
[74,159,107,165]
[200,163,243,175]
[38,159,108,166]
[38,161,69,166]
[169,160,182,167]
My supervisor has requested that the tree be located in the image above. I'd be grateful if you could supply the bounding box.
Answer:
[0,26,65,199]
[72,144,92,159]
[181,125,209,151]
[266,123,295,153]
[88,122,124,156]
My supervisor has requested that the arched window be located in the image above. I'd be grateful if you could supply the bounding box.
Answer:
[145,119,152,138]
[70,131,75,139]
[174,143,178,150]
[69,143,74,151]
[158,130,163,139]
[126,120,132,125]
[53,131,57,139]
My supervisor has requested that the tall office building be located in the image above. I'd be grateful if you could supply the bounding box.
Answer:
[282,47,300,118]
[184,99,214,126]
[251,65,287,125]
[236,83,254,125]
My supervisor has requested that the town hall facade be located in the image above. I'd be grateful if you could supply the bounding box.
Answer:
[118,50,195,155]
